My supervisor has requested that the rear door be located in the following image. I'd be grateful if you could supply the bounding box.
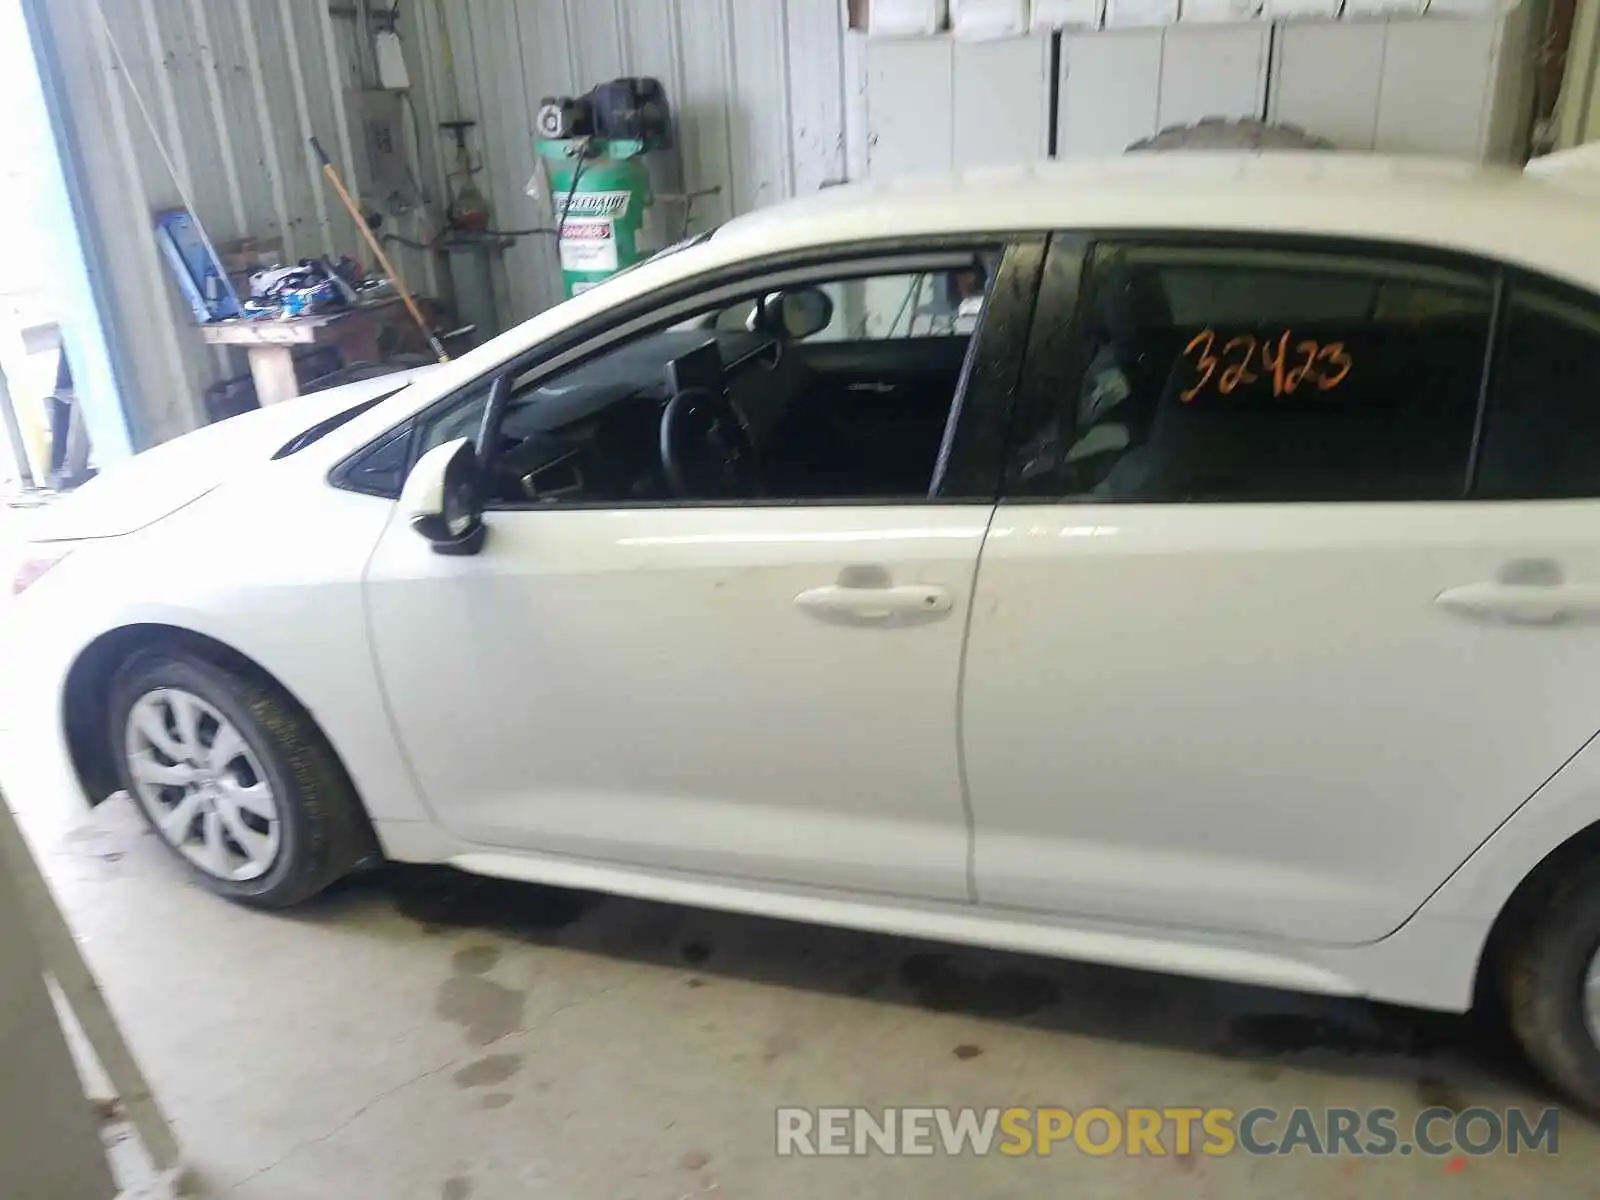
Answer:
[963,234,1600,945]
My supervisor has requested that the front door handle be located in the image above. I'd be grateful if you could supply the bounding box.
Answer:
[1435,582,1600,625]
[795,582,953,626]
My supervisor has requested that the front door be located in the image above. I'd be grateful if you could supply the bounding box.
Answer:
[964,235,1600,944]
[364,243,1037,901]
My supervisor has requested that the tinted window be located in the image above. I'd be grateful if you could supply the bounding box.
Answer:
[1476,283,1600,498]
[417,383,491,458]
[1009,242,1494,502]
[468,257,997,507]
[334,426,411,497]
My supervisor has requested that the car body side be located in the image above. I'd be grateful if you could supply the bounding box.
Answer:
[10,157,1600,1014]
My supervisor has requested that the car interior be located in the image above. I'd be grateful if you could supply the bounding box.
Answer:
[463,260,997,506]
[1023,250,1495,501]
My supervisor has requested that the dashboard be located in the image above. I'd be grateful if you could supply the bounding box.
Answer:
[489,328,788,504]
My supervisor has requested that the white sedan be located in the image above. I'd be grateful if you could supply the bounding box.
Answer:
[11,151,1600,1108]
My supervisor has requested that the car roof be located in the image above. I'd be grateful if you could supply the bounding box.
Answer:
[712,153,1600,292]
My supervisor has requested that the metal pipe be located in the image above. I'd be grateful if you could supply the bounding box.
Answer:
[312,137,448,362]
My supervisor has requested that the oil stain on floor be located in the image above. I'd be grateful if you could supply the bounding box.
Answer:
[363,864,1553,1106]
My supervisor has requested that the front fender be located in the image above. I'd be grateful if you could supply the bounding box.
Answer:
[2,475,436,830]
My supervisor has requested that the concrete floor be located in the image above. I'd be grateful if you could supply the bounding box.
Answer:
[12,768,1600,1199]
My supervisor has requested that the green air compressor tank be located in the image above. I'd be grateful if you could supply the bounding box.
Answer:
[536,139,655,299]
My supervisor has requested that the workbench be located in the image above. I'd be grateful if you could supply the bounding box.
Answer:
[199,297,400,406]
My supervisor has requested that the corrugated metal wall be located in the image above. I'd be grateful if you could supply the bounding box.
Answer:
[32,0,439,448]
[421,0,855,326]
[32,0,1538,453]
[35,0,853,448]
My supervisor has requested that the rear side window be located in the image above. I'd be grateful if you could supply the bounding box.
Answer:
[1007,240,1494,502]
[1475,282,1600,498]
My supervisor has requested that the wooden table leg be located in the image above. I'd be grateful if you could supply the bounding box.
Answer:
[330,312,382,369]
[248,344,301,406]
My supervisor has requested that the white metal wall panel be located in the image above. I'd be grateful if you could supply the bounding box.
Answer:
[28,0,401,446]
[1059,29,1163,157]
[1263,14,1532,161]
[255,3,336,262]
[509,1,583,320]
[1156,24,1270,128]
[424,0,850,321]
[867,39,956,175]
[670,0,741,230]
[727,0,799,212]
[787,0,849,191]
[125,0,228,383]
[1374,18,1497,157]
[1484,2,1538,162]
[953,36,1052,167]
[617,0,688,204]
[468,3,544,332]
[180,0,249,239]
[866,35,1051,175]
[84,0,204,442]
[1268,21,1385,149]
[224,0,294,261]
[566,0,629,85]
[385,2,442,296]
[843,30,872,182]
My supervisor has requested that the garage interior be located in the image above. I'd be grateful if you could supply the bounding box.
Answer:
[8,0,1600,1195]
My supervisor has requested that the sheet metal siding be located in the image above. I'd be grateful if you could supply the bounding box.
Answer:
[429,0,851,324]
[40,2,1537,449]
[43,0,408,447]
[46,1,852,441]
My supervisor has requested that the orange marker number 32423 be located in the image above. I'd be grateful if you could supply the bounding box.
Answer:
[1180,330,1352,403]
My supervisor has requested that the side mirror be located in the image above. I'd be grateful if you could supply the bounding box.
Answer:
[760,286,834,341]
[401,437,488,556]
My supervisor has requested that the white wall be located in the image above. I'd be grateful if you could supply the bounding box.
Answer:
[863,11,1536,170]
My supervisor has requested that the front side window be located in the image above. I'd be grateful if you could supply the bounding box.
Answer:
[426,254,1000,508]
[707,269,989,341]
[1475,281,1600,499]
[1008,240,1494,502]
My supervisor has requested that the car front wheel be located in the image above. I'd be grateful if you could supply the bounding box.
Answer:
[108,649,375,908]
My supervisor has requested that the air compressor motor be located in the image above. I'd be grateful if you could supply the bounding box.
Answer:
[535,77,672,150]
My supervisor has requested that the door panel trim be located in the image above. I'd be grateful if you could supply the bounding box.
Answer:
[934,237,1049,500]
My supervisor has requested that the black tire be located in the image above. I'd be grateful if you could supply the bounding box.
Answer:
[1502,861,1600,1112]
[1127,117,1336,153]
[108,649,376,909]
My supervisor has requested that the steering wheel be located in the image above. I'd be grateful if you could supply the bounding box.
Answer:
[659,387,760,499]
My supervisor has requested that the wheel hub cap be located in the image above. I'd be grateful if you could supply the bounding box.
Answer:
[124,687,281,882]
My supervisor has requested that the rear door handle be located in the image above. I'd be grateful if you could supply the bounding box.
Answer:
[795,583,953,626]
[1435,582,1600,625]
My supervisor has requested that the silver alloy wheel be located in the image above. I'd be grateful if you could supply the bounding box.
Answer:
[123,687,281,882]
